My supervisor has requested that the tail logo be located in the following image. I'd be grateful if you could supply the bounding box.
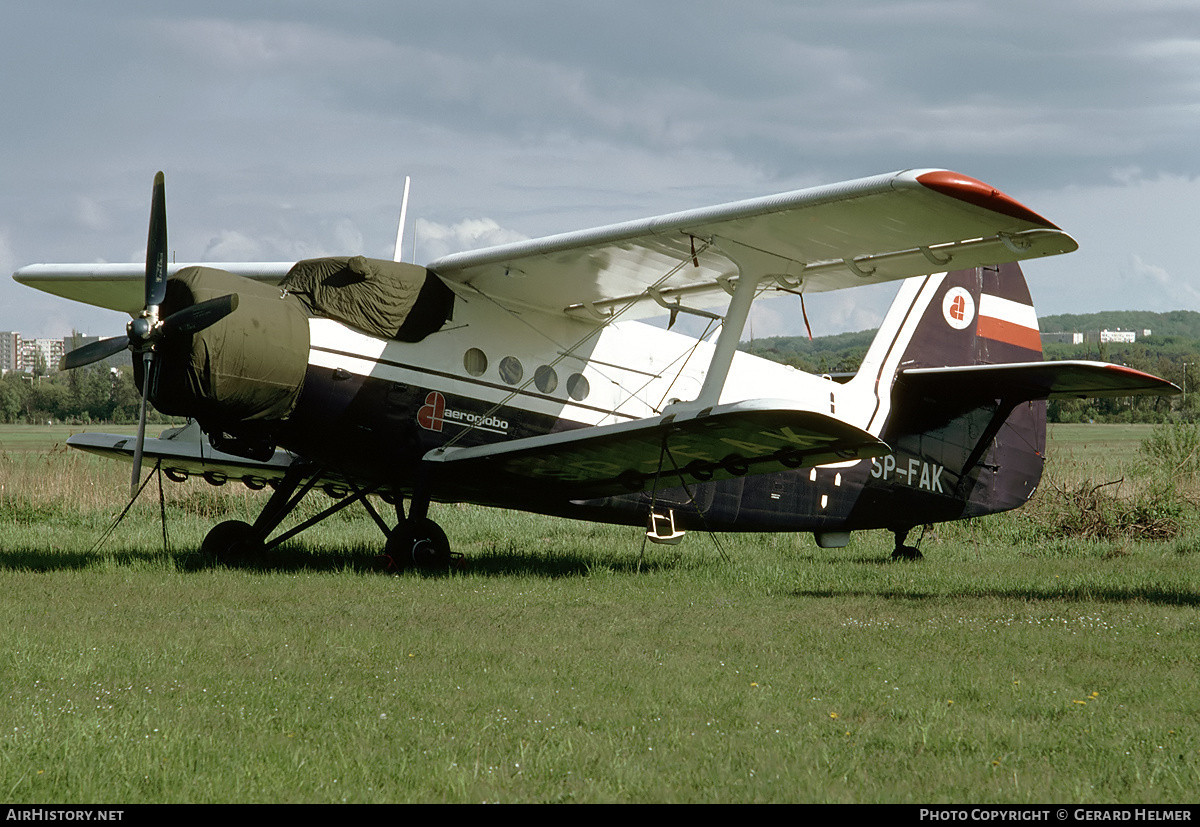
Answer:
[942,287,975,330]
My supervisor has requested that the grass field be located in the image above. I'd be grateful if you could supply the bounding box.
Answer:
[0,423,143,455]
[0,423,1196,803]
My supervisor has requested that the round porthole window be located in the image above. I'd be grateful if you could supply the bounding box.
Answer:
[463,348,487,377]
[499,356,523,385]
[534,365,558,394]
[566,372,590,401]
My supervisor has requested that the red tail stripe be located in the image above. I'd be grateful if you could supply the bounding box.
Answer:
[977,316,1042,351]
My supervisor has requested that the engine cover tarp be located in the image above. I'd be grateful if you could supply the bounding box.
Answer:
[280,256,453,341]
[150,266,311,423]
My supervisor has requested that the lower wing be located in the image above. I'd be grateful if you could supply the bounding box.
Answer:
[68,421,296,487]
[425,398,891,501]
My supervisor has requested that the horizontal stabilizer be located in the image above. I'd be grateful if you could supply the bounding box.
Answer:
[899,360,1180,400]
[425,399,891,500]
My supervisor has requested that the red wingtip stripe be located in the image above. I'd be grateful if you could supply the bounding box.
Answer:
[917,170,1058,229]
[1104,364,1165,381]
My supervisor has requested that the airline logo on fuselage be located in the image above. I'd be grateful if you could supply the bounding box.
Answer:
[417,391,510,435]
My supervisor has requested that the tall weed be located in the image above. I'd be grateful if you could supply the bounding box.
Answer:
[1139,420,1200,478]
[999,446,1194,544]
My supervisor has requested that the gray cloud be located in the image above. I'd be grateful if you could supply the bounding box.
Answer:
[3,1,1199,338]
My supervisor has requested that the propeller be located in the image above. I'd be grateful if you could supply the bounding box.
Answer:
[59,172,240,497]
[60,334,129,370]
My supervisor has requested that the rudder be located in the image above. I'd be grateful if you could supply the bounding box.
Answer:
[848,262,1042,436]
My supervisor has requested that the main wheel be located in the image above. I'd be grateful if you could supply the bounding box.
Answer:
[201,519,264,564]
[385,517,451,570]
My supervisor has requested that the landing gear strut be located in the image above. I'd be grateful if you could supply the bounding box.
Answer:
[891,527,923,561]
[198,460,457,570]
[382,470,458,571]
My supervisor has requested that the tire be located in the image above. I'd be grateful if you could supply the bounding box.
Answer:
[201,519,264,564]
[386,517,451,570]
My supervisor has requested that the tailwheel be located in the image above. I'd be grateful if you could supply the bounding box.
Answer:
[890,527,923,561]
[384,517,456,571]
[201,519,265,564]
[891,545,923,561]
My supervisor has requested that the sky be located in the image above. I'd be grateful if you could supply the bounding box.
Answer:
[2,0,1199,340]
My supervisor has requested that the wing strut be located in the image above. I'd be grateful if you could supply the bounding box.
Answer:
[680,239,806,411]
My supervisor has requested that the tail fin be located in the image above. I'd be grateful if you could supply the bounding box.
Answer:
[839,263,1175,529]
[847,262,1042,435]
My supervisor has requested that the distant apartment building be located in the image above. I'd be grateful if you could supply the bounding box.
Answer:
[1099,328,1138,344]
[0,331,127,374]
[18,338,65,374]
[1042,329,1153,346]
[1040,332,1085,345]
[0,332,18,372]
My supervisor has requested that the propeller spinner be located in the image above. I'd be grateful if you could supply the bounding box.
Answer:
[59,172,240,497]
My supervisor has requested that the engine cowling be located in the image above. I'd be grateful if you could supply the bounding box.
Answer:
[139,266,311,428]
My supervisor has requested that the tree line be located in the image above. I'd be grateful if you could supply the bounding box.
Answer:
[1043,337,1200,423]
[0,365,175,425]
[742,330,1200,424]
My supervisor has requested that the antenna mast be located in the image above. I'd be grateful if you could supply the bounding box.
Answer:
[393,176,412,263]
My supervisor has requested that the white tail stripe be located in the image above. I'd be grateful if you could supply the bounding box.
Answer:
[978,294,1037,330]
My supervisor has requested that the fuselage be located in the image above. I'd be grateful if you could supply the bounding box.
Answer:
[270,284,1043,538]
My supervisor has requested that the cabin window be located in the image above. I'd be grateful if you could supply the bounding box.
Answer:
[534,365,558,394]
[567,373,590,401]
[463,348,487,377]
[499,356,523,385]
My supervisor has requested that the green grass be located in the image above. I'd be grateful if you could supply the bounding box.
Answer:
[1047,423,1160,469]
[0,425,1197,803]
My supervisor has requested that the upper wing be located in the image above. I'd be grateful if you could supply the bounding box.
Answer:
[14,169,1073,322]
[898,361,1181,400]
[13,262,294,315]
[428,169,1077,320]
[425,398,890,503]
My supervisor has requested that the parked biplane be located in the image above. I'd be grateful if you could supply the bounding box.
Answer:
[14,170,1178,565]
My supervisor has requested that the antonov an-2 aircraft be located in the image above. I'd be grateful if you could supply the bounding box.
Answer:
[14,170,1178,566]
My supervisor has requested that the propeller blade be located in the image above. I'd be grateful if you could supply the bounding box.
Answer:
[131,351,154,500]
[59,335,129,370]
[161,294,240,339]
[145,171,168,310]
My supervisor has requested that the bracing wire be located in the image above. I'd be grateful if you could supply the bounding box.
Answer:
[90,459,164,555]
[439,240,715,452]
